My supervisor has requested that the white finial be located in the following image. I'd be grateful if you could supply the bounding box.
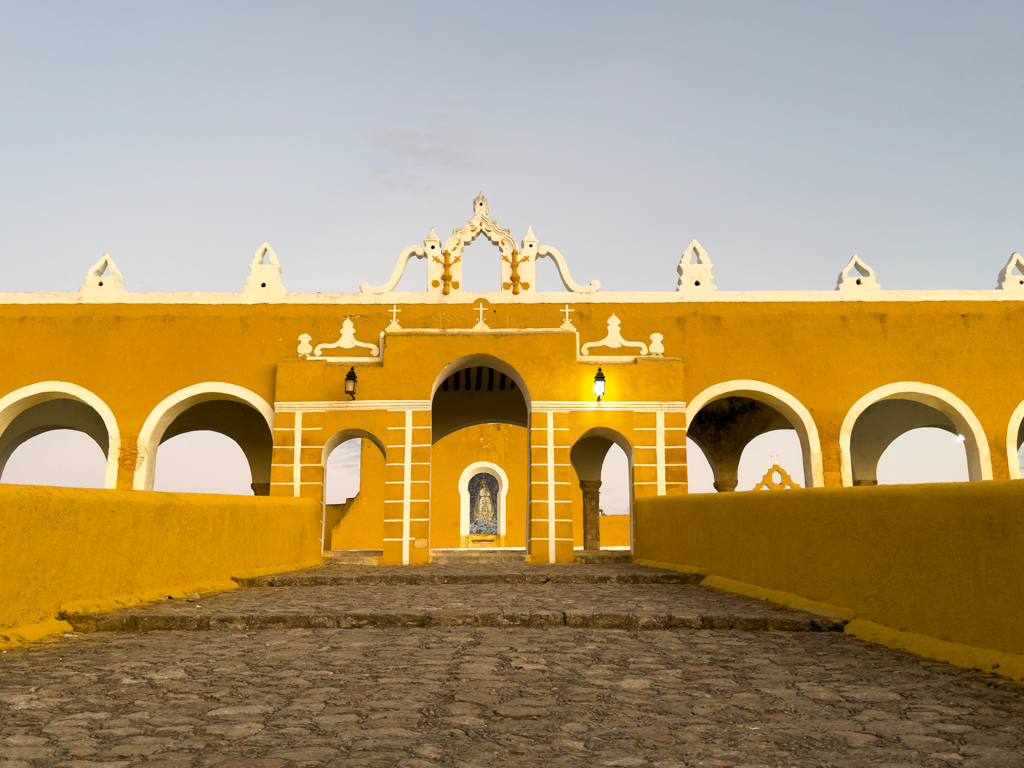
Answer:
[676,240,716,293]
[473,192,489,217]
[387,304,402,331]
[472,300,490,331]
[243,242,286,300]
[997,252,1024,290]
[770,451,779,465]
[80,253,125,300]
[560,303,575,329]
[836,255,880,291]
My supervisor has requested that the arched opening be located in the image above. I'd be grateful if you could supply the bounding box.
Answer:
[322,430,387,552]
[686,381,823,491]
[736,431,805,490]
[153,431,253,494]
[0,383,120,489]
[2,430,107,489]
[134,383,274,493]
[1007,399,1024,480]
[874,427,969,484]
[841,383,991,486]
[430,355,530,550]
[570,428,635,551]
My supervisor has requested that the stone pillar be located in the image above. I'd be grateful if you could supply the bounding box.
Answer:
[251,483,270,496]
[580,480,602,551]
[713,479,739,493]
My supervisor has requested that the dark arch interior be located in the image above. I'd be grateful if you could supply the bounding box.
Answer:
[0,399,110,481]
[431,366,528,443]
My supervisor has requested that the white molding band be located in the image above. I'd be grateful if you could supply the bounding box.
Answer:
[0,381,121,490]
[687,380,825,489]
[839,382,993,486]
[133,382,275,491]
[275,400,431,412]
[5,289,1024,305]
[532,401,687,413]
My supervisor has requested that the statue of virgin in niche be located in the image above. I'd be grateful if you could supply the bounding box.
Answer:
[468,472,499,535]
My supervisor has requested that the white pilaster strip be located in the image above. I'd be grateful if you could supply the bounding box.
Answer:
[546,411,556,564]
[656,410,666,496]
[402,409,413,565]
[292,411,303,498]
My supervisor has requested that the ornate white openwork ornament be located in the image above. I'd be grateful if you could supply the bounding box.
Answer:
[361,193,599,298]
[836,255,881,291]
[676,240,715,292]
[997,252,1024,291]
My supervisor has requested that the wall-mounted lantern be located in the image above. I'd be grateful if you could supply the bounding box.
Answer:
[594,368,606,401]
[345,366,358,400]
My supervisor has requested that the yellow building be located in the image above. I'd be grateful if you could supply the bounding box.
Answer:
[1,195,1023,565]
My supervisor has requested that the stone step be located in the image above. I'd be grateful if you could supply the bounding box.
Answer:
[237,563,696,587]
[574,550,633,564]
[428,549,528,565]
[65,580,845,634]
[325,550,383,566]
[68,608,841,633]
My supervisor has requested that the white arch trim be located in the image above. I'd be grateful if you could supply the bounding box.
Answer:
[459,461,509,537]
[133,382,275,491]
[0,381,121,490]
[1006,399,1024,480]
[840,382,992,486]
[687,380,825,488]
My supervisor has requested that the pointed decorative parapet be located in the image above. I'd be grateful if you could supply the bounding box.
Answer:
[997,252,1024,291]
[836,255,880,291]
[243,242,286,300]
[675,240,716,292]
[79,254,125,301]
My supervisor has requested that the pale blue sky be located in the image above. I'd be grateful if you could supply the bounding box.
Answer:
[1,1,1021,295]
[1,2,1018,495]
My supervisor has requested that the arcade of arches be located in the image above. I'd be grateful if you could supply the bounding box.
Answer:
[1,195,1023,564]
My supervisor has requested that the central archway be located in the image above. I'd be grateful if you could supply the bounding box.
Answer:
[429,355,531,550]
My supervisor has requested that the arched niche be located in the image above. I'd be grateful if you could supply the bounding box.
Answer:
[0,382,120,489]
[687,381,824,489]
[458,461,509,537]
[134,383,274,492]
[840,382,991,485]
[430,354,530,443]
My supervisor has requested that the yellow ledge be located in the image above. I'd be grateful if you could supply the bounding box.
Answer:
[700,574,856,623]
[59,580,239,617]
[635,560,1024,683]
[231,558,324,581]
[0,618,74,649]
[845,619,1024,682]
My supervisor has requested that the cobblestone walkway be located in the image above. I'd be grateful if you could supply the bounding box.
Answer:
[3,564,1024,768]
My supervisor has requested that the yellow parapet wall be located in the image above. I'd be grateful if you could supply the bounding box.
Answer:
[634,482,1024,658]
[0,485,323,646]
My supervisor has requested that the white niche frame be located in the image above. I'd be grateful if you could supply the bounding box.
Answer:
[459,461,509,537]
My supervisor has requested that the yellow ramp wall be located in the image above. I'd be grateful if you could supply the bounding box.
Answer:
[0,484,322,640]
[634,482,1024,656]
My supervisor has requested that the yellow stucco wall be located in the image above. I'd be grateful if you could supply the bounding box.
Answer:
[634,481,1024,656]
[2,300,1022,483]
[0,484,322,643]
[599,514,630,547]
